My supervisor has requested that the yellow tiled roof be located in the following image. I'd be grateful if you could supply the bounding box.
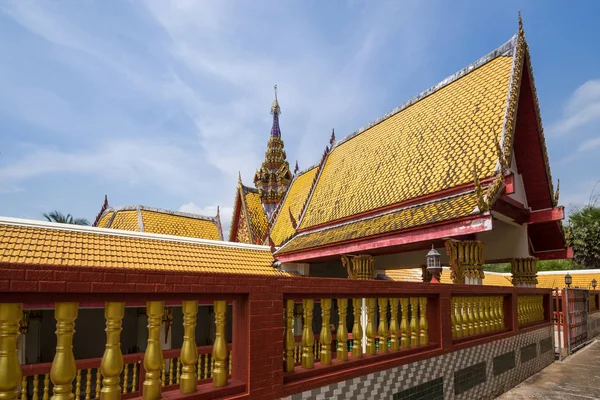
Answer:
[270,166,318,246]
[278,192,479,254]
[0,219,285,275]
[483,273,512,286]
[384,268,512,286]
[97,206,222,241]
[300,56,513,229]
[141,210,221,240]
[108,210,139,232]
[537,271,600,289]
[244,190,269,243]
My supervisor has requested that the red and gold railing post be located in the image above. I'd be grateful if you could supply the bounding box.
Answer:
[0,303,22,400]
[51,302,79,400]
[142,301,163,400]
[100,302,124,400]
[180,301,198,393]
[212,300,228,387]
[377,298,388,353]
[389,298,399,351]
[365,298,376,355]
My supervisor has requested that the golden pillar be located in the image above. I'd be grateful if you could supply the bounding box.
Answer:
[511,258,538,287]
[399,298,409,349]
[445,240,485,284]
[418,298,428,345]
[351,299,362,358]
[212,301,228,387]
[319,299,332,365]
[365,298,376,355]
[389,298,399,351]
[180,301,198,393]
[100,302,124,400]
[283,300,295,373]
[341,255,375,280]
[336,299,348,362]
[472,298,480,335]
[450,297,458,339]
[142,301,163,400]
[0,303,23,400]
[377,298,388,353]
[51,302,79,400]
[301,299,314,369]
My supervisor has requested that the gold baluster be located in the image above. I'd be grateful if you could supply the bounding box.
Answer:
[32,375,39,400]
[196,357,201,380]
[21,376,27,400]
[336,299,348,361]
[365,298,376,355]
[351,299,362,358]
[498,297,505,330]
[301,299,314,368]
[400,298,409,349]
[313,340,319,361]
[409,298,418,346]
[50,302,78,400]
[480,297,488,333]
[176,358,180,384]
[389,298,399,351]
[84,369,91,400]
[319,299,332,365]
[180,300,198,393]
[377,298,388,353]
[94,370,100,399]
[212,300,228,387]
[456,297,464,339]
[122,365,128,394]
[229,353,232,375]
[0,303,22,400]
[142,301,163,400]
[488,297,497,331]
[465,297,473,336]
[100,302,124,400]
[283,300,295,372]
[203,354,209,379]
[450,297,457,339]
[419,297,428,345]
[42,375,49,400]
[472,297,480,335]
[131,364,137,393]
[75,371,81,400]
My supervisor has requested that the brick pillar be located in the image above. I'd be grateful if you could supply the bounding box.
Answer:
[510,258,538,287]
[444,239,485,285]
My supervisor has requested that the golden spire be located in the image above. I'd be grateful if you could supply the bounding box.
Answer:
[271,84,280,116]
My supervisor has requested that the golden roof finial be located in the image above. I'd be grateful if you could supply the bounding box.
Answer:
[518,10,524,34]
[553,179,560,206]
[271,84,280,115]
[238,171,242,185]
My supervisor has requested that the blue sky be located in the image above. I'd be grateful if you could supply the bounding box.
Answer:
[1,1,599,235]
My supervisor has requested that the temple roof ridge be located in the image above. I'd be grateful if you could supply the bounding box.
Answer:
[100,205,219,222]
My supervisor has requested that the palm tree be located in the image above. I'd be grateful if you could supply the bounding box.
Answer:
[43,210,90,226]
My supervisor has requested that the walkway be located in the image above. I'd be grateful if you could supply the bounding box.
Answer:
[498,339,600,400]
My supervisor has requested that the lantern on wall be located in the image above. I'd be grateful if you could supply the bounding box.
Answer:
[565,273,572,288]
[592,278,597,290]
[426,245,442,283]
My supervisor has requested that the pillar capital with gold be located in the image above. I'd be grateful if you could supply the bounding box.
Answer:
[510,257,538,287]
[341,254,375,280]
[444,239,485,285]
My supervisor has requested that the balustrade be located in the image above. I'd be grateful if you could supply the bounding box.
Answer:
[286,296,430,373]
[518,295,545,326]
[451,296,505,340]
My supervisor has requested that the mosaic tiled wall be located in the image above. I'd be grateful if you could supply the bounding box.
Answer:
[281,325,554,400]
[589,312,600,339]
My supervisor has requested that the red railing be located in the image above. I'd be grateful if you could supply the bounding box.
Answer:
[0,263,552,400]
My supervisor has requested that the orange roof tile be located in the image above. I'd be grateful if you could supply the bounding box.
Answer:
[0,217,284,275]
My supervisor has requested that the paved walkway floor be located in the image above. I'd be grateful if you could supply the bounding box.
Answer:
[498,340,600,400]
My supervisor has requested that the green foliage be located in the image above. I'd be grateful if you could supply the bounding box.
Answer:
[483,263,510,273]
[536,259,583,271]
[568,205,600,269]
[43,210,90,226]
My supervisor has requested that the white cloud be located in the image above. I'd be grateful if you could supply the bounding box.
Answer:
[549,79,600,136]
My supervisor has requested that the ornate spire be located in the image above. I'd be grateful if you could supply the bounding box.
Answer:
[294,160,299,174]
[330,129,335,146]
[270,85,281,137]
[254,86,292,219]
[92,194,109,227]
[518,10,523,33]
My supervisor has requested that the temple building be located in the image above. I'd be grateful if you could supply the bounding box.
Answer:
[2,17,600,400]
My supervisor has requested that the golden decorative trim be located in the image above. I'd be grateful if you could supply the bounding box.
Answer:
[100,302,124,400]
